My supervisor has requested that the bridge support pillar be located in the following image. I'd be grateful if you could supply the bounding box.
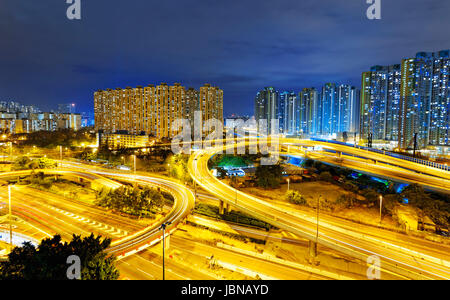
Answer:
[226,203,231,213]
[307,241,319,265]
[219,200,224,215]
[164,234,170,250]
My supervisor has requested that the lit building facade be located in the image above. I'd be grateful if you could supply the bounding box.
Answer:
[278,91,297,135]
[363,50,450,149]
[399,50,450,148]
[360,64,402,142]
[97,132,154,150]
[94,83,223,139]
[254,87,279,134]
[254,84,357,138]
[299,88,318,136]
[0,112,81,134]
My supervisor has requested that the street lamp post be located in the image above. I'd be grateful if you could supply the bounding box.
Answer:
[287,178,290,192]
[379,195,383,224]
[8,184,13,247]
[159,221,171,280]
[316,195,321,244]
[59,145,63,167]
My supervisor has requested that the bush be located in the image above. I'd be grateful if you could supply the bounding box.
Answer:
[0,234,118,280]
[255,164,282,189]
[318,171,333,182]
[11,156,32,170]
[166,154,192,183]
[336,194,356,208]
[194,203,273,230]
[362,189,379,205]
[285,190,306,205]
[96,186,165,218]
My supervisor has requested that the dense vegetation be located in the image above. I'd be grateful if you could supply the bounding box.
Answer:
[96,186,165,218]
[301,159,450,230]
[0,234,119,280]
[208,154,255,169]
[194,203,273,231]
[11,156,57,170]
[255,164,283,189]
[14,128,95,148]
[285,190,307,205]
[78,143,172,173]
[165,154,192,183]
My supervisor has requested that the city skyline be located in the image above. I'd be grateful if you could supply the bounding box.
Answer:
[1,1,450,283]
[1,1,450,116]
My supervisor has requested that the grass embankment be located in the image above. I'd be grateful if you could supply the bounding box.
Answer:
[194,203,274,231]
[13,174,97,204]
[242,181,408,231]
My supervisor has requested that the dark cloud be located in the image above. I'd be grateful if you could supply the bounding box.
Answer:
[0,0,449,116]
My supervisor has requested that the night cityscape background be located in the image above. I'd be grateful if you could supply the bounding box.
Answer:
[0,0,449,283]
[1,1,450,116]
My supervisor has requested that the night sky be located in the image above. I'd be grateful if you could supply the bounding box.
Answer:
[1,0,449,116]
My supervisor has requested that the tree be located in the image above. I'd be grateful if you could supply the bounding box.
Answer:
[336,193,357,209]
[402,184,450,229]
[96,186,165,218]
[301,159,315,168]
[426,200,450,229]
[26,157,57,169]
[14,128,95,149]
[0,234,119,280]
[318,171,333,182]
[255,164,282,189]
[401,184,430,224]
[382,194,401,216]
[285,190,306,205]
[362,189,379,205]
[166,154,192,183]
[36,157,57,169]
[11,156,32,170]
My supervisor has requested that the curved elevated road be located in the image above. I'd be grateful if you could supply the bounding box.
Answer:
[0,169,195,260]
[188,138,450,280]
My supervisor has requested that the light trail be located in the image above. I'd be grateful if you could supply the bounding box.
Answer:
[188,138,450,280]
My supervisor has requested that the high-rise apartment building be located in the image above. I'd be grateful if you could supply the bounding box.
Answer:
[399,50,450,148]
[360,65,402,142]
[278,91,297,135]
[299,88,318,136]
[336,84,358,134]
[361,49,449,149]
[321,83,337,136]
[199,84,223,124]
[254,87,279,134]
[317,83,357,137]
[94,83,223,139]
[254,84,357,138]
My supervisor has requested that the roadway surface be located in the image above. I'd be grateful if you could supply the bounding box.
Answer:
[0,168,196,261]
[188,138,450,280]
